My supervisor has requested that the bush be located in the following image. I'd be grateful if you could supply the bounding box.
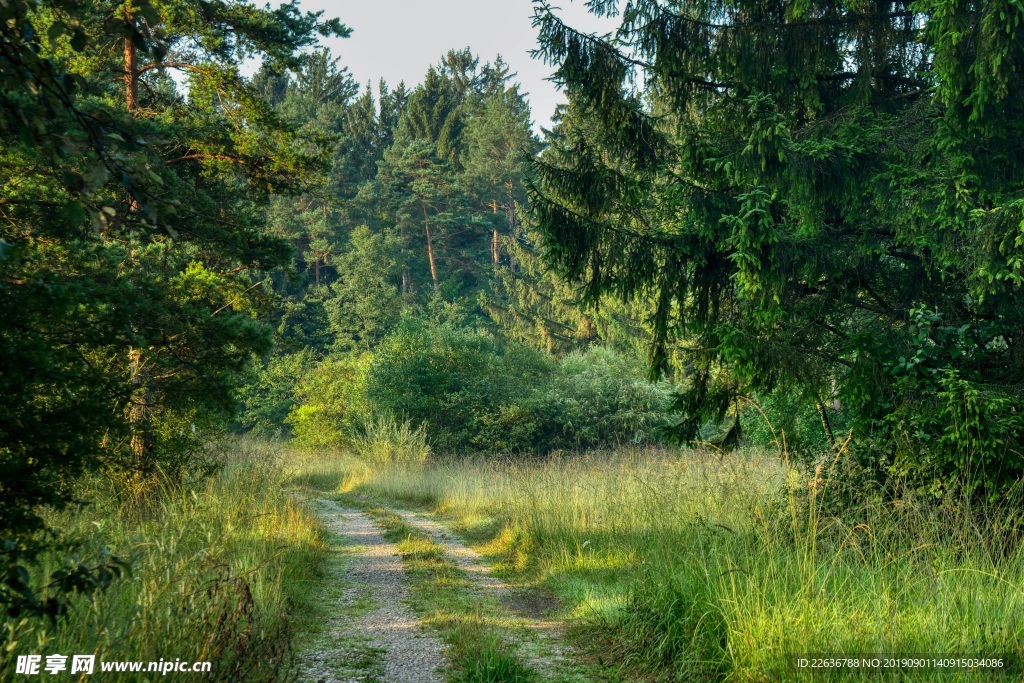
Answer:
[362,320,671,453]
[279,319,674,454]
[535,347,672,449]
[742,385,841,459]
[235,350,317,438]
[363,318,552,452]
[286,354,370,449]
[887,370,1024,498]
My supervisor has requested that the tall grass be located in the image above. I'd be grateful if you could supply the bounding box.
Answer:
[307,448,1024,681]
[2,439,326,682]
[351,414,431,467]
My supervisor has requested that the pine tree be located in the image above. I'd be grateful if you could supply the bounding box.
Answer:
[0,0,347,617]
[400,65,466,165]
[463,82,538,265]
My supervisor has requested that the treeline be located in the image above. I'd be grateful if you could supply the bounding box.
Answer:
[233,47,672,454]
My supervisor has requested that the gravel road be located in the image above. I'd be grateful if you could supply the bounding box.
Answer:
[390,508,572,677]
[299,499,445,683]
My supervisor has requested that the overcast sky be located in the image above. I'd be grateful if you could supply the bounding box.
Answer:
[296,1,620,131]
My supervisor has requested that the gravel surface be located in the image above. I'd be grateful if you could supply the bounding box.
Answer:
[300,499,446,683]
[391,509,572,676]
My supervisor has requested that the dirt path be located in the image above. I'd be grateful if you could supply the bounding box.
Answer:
[299,499,445,683]
[390,508,576,679]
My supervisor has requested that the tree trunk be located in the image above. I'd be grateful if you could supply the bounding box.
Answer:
[123,11,138,112]
[492,228,500,265]
[124,15,149,474]
[128,347,154,471]
[815,399,837,450]
[505,184,517,270]
[423,205,439,294]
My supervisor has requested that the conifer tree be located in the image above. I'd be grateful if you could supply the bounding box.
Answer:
[463,81,537,265]
[0,0,346,617]
[531,0,1024,491]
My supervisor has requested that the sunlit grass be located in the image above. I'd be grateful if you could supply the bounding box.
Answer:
[2,439,327,682]
[307,447,1024,682]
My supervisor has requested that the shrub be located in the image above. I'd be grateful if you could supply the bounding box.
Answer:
[285,319,674,454]
[535,347,672,449]
[235,350,317,438]
[887,370,1024,498]
[286,354,370,449]
[742,385,842,459]
[363,318,552,452]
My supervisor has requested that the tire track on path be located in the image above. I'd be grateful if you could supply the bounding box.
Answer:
[390,508,582,681]
[299,499,446,683]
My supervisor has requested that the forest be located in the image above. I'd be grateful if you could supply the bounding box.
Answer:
[1,0,1023,681]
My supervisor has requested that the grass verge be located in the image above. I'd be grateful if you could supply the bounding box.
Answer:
[2,439,326,682]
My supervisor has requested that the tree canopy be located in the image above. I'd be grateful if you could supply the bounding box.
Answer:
[1,0,345,618]
[531,0,1024,492]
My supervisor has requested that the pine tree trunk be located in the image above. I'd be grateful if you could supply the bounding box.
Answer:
[128,347,154,471]
[125,21,150,474]
[426,224,439,294]
[123,11,137,112]
[423,205,439,294]
[505,184,517,270]
[492,228,500,265]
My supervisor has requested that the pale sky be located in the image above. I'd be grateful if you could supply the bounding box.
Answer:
[296,1,621,131]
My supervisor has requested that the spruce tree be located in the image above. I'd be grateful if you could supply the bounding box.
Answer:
[531,0,1024,492]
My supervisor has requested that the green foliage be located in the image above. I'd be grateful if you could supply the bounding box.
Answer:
[236,349,318,437]
[324,226,404,350]
[286,354,370,449]
[531,0,1024,495]
[310,318,675,453]
[528,347,673,450]
[364,318,550,452]
[484,209,654,357]
[888,370,1024,498]
[742,387,838,460]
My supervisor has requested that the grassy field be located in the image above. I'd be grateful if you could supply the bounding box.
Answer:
[293,446,1024,682]
[2,439,327,682]
[7,441,1023,682]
